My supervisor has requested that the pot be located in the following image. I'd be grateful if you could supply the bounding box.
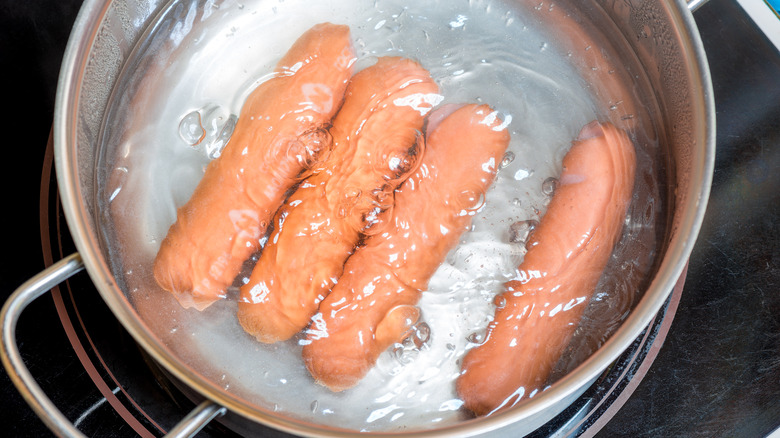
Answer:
[1,0,714,436]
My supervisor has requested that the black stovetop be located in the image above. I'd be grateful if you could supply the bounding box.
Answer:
[2,0,779,436]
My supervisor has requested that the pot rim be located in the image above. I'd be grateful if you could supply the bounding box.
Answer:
[52,0,715,436]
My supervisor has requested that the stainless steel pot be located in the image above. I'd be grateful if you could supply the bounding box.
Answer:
[1,0,714,436]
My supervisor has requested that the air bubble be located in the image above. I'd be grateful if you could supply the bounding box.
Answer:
[509,220,539,245]
[457,189,486,214]
[500,151,515,169]
[542,177,558,196]
[391,343,414,365]
[409,321,431,349]
[178,110,205,146]
[179,104,237,159]
[466,331,485,344]
[208,114,238,159]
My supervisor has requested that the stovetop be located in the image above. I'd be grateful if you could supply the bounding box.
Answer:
[1,0,779,436]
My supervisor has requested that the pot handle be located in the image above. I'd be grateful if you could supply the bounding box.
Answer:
[0,253,225,437]
[687,0,710,12]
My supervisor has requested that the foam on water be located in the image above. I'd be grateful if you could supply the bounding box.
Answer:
[98,0,662,432]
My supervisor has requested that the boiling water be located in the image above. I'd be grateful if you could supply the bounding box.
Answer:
[99,0,661,432]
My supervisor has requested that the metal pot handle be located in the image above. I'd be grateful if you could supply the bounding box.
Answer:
[0,253,226,437]
[687,0,710,12]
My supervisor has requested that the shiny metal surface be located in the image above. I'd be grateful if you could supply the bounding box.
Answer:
[166,402,227,438]
[0,253,220,438]
[687,0,711,12]
[0,254,86,438]
[44,0,715,436]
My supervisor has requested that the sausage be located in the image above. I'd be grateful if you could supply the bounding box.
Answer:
[456,121,636,416]
[301,104,510,391]
[152,23,356,310]
[237,57,440,343]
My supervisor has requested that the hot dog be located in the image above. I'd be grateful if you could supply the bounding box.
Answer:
[153,23,356,310]
[237,57,439,343]
[301,104,510,391]
[456,121,636,416]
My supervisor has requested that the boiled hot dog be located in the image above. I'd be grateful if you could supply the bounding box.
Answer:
[456,121,636,416]
[153,23,356,310]
[301,104,510,391]
[237,57,439,343]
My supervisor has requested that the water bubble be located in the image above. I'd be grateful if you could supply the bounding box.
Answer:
[500,151,515,169]
[409,321,431,349]
[542,177,558,196]
[509,220,539,245]
[494,295,507,309]
[180,104,238,159]
[178,110,205,146]
[457,189,486,214]
[466,331,485,344]
[310,400,319,413]
[337,188,363,217]
[511,198,522,206]
[289,127,333,173]
[207,114,238,159]
[391,343,414,365]
[370,183,395,210]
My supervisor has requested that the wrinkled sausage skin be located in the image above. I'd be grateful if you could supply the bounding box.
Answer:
[238,57,439,343]
[153,23,356,310]
[302,104,510,391]
[457,121,636,416]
